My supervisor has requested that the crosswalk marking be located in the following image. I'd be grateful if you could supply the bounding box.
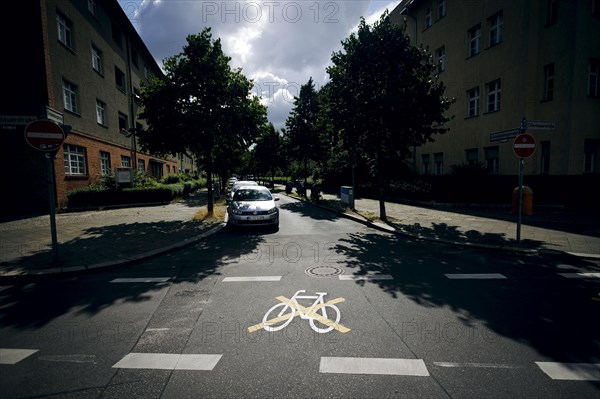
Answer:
[338,275,394,281]
[319,357,429,376]
[558,273,600,279]
[222,276,282,282]
[445,273,507,279]
[0,348,39,364]
[112,353,222,371]
[110,277,171,283]
[535,362,600,381]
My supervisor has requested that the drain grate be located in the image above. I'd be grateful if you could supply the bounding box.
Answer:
[305,266,345,278]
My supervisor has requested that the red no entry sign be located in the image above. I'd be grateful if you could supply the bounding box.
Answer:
[24,119,65,151]
[513,133,536,158]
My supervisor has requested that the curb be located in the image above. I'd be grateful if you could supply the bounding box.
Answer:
[283,194,583,258]
[0,223,226,285]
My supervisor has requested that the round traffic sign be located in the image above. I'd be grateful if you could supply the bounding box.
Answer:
[513,133,536,158]
[24,119,65,152]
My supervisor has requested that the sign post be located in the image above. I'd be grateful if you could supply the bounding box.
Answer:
[24,119,66,264]
[513,121,536,243]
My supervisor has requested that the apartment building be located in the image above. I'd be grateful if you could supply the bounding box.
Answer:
[390,0,600,177]
[1,0,196,217]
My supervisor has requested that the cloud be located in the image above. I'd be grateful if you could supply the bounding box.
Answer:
[128,1,397,129]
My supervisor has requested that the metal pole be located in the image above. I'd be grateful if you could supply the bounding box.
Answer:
[516,157,524,243]
[46,153,59,264]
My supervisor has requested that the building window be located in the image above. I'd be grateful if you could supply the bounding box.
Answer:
[541,141,551,174]
[64,145,86,176]
[92,45,104,75]
[56,12,73,49]
[543,63,555,101]
[584,139,599,173]
[138,159,146,172]
[484,146,499,174]
[118,112,128,131]
[589,58,600,97]
[62,79,78,114]
[467,87,480,117]
[88,0,97,17]
[100,151,111,176]
[547,0,558,25]
[422,154,431,175]
[115,67,126,92]
[486,79,501,113]
[466,148,479,166]
[436,46,446,73]
[112,23,122,48]
[488,11,503,47]
[425,8,432,28]
[121,155,131,168]
[144,65,150,79]
[131,47,139,68]
[434,152,444,175]
[438,0,447,19]
[96,100,107,125]
[468,24,481,57]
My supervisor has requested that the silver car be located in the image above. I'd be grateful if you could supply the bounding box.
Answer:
[227,186,279,228]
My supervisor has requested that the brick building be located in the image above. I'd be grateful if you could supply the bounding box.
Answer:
[1,0,196,218]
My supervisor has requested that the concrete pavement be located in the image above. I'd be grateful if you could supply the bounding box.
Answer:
[1,188,598,283]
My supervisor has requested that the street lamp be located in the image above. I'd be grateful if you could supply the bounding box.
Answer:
[120,127,138,171]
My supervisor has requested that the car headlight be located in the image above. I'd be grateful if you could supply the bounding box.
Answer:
[267,207,278,214]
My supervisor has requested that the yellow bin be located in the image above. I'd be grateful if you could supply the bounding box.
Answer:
[512,186,533,215]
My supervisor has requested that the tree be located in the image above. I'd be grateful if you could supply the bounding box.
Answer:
[138,28,267,215]
[327,11,453,220]
[252,123,284,183]
[284,77,327,184]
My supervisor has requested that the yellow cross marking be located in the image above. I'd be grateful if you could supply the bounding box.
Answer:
[248,296,350,333]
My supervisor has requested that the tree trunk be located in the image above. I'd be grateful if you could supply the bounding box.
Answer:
[206,155,214,216]
[377,167,387,221]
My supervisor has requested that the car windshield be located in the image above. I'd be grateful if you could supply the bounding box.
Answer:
[234,188,272,201]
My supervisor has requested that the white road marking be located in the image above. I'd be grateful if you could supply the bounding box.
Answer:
[38,355,96,364]
[319,357,429,376]
[112,353,222,371]
[222,276,282,282]
[445,273,507,279]
[535,362,600,381]
[110,278,171,283]
[433,362,523,369]
[146,328,170,332]
[338,275,394,281]
[558,273,600,279]
[0,348,39,364]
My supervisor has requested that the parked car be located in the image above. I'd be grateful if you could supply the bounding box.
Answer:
[227,180,258,203]
[227,185,279,228]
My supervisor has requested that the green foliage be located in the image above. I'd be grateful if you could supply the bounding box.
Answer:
[138,27,268,212]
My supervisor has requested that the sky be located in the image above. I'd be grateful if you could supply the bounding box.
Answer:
[118,0,402,130]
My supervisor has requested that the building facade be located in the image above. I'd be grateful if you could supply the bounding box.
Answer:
[1,0,196,218]
[390,0,600,177]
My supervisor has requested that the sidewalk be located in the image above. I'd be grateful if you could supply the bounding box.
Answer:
[1,188,598,284]
[0,192,225,283]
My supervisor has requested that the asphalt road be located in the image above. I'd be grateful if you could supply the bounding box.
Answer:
[1,195,599,398]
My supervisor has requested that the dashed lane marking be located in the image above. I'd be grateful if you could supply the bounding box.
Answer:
[445,273,507,279]
[558,273,600,279]
[320,357,430,376]
[110,278,171,283]
[338,275,394,281]
[535,362,600,381]
[222,276,282,282]
[0,348,39,364]
[112,353,222,371]
[433,362,524,369]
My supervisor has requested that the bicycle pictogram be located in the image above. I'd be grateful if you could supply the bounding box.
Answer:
[248,290,350,334]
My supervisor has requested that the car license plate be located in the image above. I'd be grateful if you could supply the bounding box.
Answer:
[247,215,266,221]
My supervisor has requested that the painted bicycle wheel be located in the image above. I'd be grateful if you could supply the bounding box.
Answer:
[309,304,341,333]
[262,302,296,332]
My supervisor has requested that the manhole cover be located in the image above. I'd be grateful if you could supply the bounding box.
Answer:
[305,266,345,278]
